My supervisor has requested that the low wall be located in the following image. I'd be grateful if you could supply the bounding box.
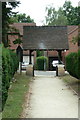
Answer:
[57,65,65,76]
[26,64,34,76]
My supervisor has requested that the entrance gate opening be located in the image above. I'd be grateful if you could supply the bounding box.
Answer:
[23,26,69,76]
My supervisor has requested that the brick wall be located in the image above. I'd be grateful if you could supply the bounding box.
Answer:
[65,26,78,56]
[8,34,21,50]
[47,51,58,57]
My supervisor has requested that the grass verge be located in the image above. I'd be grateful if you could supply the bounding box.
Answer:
[2,72,31,118]
[60,73,80,95]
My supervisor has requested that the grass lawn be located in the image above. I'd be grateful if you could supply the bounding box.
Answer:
[2,72,31,118]
[60,73,80,95]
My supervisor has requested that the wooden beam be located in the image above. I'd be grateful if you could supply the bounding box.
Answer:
[29,50,32,64]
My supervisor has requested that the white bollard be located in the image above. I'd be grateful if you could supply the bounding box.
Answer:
[18,62,22,74]
[26,64,34,76]
[57,64,65,76]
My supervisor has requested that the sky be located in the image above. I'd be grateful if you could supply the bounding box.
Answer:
[13,0,80,25]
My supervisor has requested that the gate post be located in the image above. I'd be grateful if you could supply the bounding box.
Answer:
[58,50,62,63]
[26,50,34,76]
[56,66,58,76]
[29,50,32,64]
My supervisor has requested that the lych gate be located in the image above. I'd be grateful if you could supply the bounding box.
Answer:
[23,26,69,76]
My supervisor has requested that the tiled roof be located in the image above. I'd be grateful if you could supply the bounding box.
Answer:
[9,23,36,35]
[23,26,69,50]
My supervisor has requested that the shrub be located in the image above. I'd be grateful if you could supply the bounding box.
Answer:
[78,50,80,79]
[66,51,80,79]
[36,50,43,57]
[36,56,48,70]
[0,44,2,111]
[2,46,19,110]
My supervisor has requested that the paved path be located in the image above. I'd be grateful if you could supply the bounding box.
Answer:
[34,70,56,76]
[25,75,78,118]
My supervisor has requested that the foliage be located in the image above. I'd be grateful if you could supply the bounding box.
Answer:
[10,13,34,23]
[63,1,74,25]
[63,1,80,25]
[66,51,80,79]
[36,56,48,70]
[2,46,19,110]
[0,44,2,112]
[45,6,68,25]
[72,31,80,45]
[13,38,22,45]
[45,1,80,25]
[36,50,44,57]
[72,36,79,44]
[78,50,80,79]
[2,1,20,47]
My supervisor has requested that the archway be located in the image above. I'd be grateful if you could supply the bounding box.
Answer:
[23,26,69,76]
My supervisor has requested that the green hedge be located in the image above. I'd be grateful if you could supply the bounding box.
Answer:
[66,51,80,79]
[2,47,19,110]
[78,50,80,79]
[36,56,48,70]
[0,44,2,112]
[36,50,43,57]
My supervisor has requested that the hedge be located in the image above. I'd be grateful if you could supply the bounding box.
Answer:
[36,56,48,70]
[36,50,43,57]
[0,44,2,112]
[78,50,80,79]
[2,47,19,110]
[66,50,80,79]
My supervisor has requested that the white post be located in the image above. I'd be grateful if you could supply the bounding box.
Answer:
[44,51,47,70]
[19,62,22,74]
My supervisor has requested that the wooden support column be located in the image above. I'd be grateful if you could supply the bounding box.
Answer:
[29,50,32,64]
[58,50,62,64]
[29,50,34,64]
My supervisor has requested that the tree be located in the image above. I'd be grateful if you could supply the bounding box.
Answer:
[54,7,68,25]
[73,7,80,25]
[45,5,68,25]
[2,1,20,47]
[63,0,80,25]
[45,5,57,25]
[10,13,34,23]
[45,1,80,26]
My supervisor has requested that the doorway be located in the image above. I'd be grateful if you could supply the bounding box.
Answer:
[48,57,58,71]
